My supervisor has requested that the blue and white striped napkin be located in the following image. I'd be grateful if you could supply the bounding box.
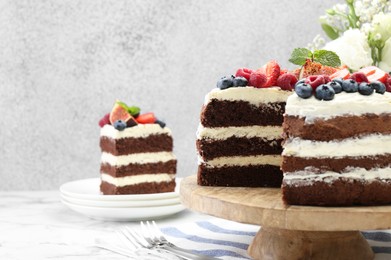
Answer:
[160,219,391,260]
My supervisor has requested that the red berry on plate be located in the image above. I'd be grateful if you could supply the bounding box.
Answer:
[99,113,110,127]
[276,73,297,91]
[259,60,281,87]
[305,75,325,90]
[350,72,369,83]
[235,68,253,81]
[249,72,267,88]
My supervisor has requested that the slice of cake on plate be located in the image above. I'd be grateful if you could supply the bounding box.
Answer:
[282,67,391,206]
[98,101,176,195]
[197,61,295,187]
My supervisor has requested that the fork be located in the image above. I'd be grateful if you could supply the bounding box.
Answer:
[120,221,220,260]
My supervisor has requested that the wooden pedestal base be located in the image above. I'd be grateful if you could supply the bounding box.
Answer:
[248,228,374,260]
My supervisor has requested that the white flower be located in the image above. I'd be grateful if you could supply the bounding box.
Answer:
[379,38,391,72]
[371,12,391,44]
[324,29,373,70]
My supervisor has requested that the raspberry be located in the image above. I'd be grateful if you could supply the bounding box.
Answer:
[350,72,369,83]
[249,72,267,88]
[235,68,253,81]
[276,73,297,91]
[259,60,281,87]
[99,113,110,127]
[305,75,326,90]
[323,75,331,83]
[385,77,391,92]
[280,69,288,76]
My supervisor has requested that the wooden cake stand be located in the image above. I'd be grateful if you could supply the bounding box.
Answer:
[180,175,391,260]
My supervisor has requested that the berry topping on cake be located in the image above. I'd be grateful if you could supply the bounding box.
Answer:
[350,72,369,83]
[359,66,388,83]
[315,84,335,101]
[249,72,267,88]
[328,81,343,94]
[330,68,350,80]
[113,120,126,131]
[276,73,298,91]
[369,81,386,94]
[232,76,248,87]
[155,119,166,128]
[257,60,281,87]
[99,113,110,128]
[136,112,157,124]
[235,68,253,81]
[217,76,234,90]
[305,75,326,89]
[294,82,313,99]
[109,102,134,125]
[358,82,374,96]
[341,79,359,93]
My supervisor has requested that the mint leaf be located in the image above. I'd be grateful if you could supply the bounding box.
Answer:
[321,23,339,40]
[289,48,312,66]
[116,101,129,110]
[313,50,341,67]
[127,106,140,116]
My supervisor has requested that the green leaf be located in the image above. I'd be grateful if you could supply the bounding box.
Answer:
[289,48,313,66]
[127,106,140,116]
[313,50,341,67]
[321,23,339,40]
[116,101,129,110]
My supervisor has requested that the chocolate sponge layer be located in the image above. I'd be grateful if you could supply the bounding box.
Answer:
[101,180,176,195]
[101,160,177,177]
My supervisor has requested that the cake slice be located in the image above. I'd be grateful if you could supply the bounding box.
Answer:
[282,71,391,206]
[99,101,176,195]
[197,61,295,187]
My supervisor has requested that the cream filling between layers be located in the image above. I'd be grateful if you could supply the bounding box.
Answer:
[101,152,176,166]
[101,173,175,187]
[204,87,292,106]
[283,167,391,185]
[199,155,282,167]
[101,124,172,139]
[196,125,283,140]
[283,134,391,158]
[285,92,391,123]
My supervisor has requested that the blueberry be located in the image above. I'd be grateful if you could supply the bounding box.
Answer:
[332,77,344,87]
[315,84,335,101]
[114,120,126,131]
[341,79,358,93]
[358,82,374,96]
[295,79,306,88]
[217,76,234,90]
[155,119,166,128]
[294,83,313,99]
[328,81,342,94]
[369,81,386,94]
[232,76,248,87]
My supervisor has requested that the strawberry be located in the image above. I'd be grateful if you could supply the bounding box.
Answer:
[350,72,369,83]
[99,113,110,127]
[136,113,157,124]
[367,68,388,83]
[305,75,325,90]
[258,60,280,87]
[276,73,297,91]
[249,72,267,88]
[280,69,288,76]
[330,68,350,80]
[359,66,377,76]
[235,68,253,81]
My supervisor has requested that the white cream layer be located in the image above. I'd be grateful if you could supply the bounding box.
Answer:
[285,92,391,124]
[101,124,172,139]
[101,152,176,166]
[283,133,391,158]
[204,87,292,106]
[284,167,391,185]
[101,173,175,187]
[199,154,282,167]
[196,124,283,140]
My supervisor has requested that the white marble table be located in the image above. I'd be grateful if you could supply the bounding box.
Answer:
[0,191,215,259]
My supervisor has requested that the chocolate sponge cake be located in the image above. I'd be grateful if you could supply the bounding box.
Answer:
[282,72,391,206]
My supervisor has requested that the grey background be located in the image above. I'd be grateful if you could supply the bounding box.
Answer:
[0,0,340,190]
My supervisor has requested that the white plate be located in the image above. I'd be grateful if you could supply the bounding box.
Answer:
[61,199,186,221]
[61,194,181,208]
[60,178,181,201]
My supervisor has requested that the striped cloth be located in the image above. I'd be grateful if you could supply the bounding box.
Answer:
[160,219,391,260]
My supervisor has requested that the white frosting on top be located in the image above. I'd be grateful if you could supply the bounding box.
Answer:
[101,152,176,166]
[199,154,282,167]
[285,92,391,123]
[101,124,172,139]
[204,87,292,106]
[283,133,391,158]
[101,173,175,187]
[196,124,282,140]
[283,167,391,185]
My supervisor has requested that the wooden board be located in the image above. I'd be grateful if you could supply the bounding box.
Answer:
[180,175,391,231]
